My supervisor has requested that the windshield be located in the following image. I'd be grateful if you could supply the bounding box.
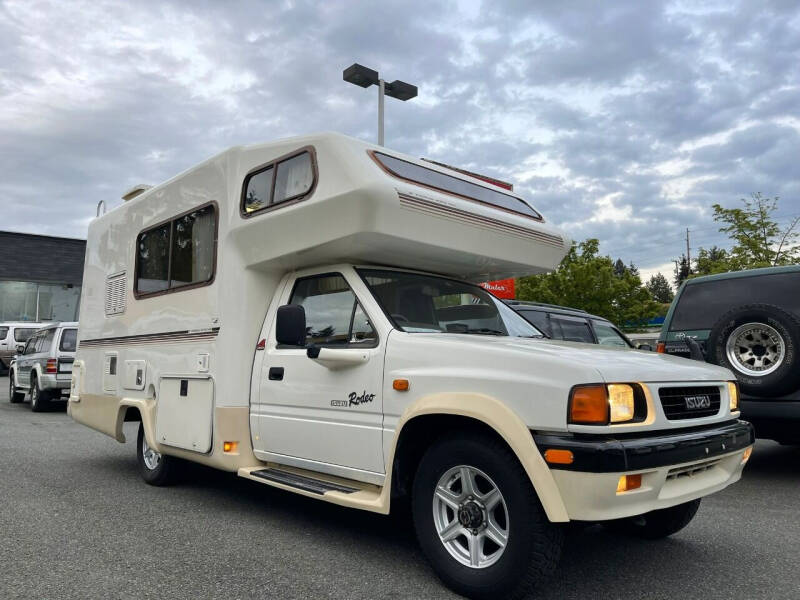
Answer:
[358,269,543,337]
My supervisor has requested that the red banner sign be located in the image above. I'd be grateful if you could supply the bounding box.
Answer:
[480,278,516,299]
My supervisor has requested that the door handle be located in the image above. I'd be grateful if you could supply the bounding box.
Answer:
[268,367,284,381]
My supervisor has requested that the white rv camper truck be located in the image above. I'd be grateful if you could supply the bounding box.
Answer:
[70,132,753,599]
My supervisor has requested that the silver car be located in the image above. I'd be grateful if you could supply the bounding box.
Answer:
[0,322,41,372]
[8,322,78,411]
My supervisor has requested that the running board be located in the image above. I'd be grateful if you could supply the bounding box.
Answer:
[237,465,388,514]
[248,467,358,495]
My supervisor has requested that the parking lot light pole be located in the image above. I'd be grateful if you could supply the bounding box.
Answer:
[343,63,418,146]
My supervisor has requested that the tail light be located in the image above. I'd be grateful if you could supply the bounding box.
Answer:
[45,358,58,373]
[656,342,666,354]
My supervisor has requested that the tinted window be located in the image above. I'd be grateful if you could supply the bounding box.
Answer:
[136,222,170,293]
[0,327,8,340]
[592,320,629,347]
[517,309,550,334]
[242,150,315,215]
[670,272,800,331]
[374,152,542,219]
[243,166,273,214]
[24,334,39,354]
[170,206,215,288]
[14,327,37,342]
[289,274,376,346]
[60,329,78,352]
[36,329,55,352]
[136,205,216,296]
[551,317,594,343]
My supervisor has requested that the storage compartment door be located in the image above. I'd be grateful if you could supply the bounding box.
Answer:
[156,375,214,453]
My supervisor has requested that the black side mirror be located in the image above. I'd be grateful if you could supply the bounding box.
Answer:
[685,337,706,361]
[637,343,653,352]
[276,305,307,346]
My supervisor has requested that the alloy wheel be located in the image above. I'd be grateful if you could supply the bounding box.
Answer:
[726,322,785,376]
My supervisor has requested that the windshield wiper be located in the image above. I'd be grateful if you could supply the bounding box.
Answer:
[465,328,506,336]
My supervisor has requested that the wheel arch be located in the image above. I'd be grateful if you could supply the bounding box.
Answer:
[389,392,569,523]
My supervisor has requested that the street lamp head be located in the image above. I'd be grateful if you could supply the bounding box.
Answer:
[343,63,379,88]
[385,80,418,101]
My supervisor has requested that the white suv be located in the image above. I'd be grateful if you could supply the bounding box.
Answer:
[8,322,78,411]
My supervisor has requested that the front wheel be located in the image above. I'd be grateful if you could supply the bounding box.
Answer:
[609,499,701,539]
[9,372,25,403]
[136,423,178,486]
[412,434,562,600]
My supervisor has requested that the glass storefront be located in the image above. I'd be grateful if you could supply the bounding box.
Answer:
[0,280,81,322]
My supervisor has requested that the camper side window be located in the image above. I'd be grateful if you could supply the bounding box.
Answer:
[135,204,216,297]
[289,274,377,347]
[242,149,315,216]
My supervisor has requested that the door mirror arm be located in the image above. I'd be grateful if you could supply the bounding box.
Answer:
[306,344,320,359]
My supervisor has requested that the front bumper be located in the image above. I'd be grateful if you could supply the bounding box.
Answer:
[533,420,754,521]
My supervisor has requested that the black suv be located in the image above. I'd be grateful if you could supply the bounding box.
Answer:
[658,265,800,443]
[505,301,636,348]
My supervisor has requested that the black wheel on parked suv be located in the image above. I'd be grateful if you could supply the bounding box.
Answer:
[136,423,178,486]
[8,372,25,403]
[608,499,701,539]
[412,433,563,600]
[29,374,50,412]
[707,304,800,397]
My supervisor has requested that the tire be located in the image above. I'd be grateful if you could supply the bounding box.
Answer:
[136,423,178,486]
[412,434,563,600]
[707,304,800,397]
[8,372,25,403]
[609,499,701,540]
[29,374,50,412]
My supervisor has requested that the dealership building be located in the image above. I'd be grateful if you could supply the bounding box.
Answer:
[0,231,86,322]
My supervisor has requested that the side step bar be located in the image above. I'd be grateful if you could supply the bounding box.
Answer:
[249,467,358,495]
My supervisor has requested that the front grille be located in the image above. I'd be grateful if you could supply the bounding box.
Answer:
[666,458,722,481]
[658,386,721,420]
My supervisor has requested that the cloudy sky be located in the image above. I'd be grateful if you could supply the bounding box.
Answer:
[1,0,798,282]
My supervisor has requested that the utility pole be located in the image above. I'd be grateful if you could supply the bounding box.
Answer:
[685,228,691,274]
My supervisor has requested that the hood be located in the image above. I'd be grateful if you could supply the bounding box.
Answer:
[414,333,734,383]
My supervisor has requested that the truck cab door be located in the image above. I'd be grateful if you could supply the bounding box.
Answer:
[253,270,386,484]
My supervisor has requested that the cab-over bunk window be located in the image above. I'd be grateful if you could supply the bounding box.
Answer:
[241,147,316,216]
[371,152,542,220]
[135,203,217,298]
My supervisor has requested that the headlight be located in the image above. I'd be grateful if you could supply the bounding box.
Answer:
[727,381,739,412]
[607,384,636,422]
[569,383,644,425]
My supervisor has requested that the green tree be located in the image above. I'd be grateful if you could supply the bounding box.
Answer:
[694,246,732,276]
[712,193,800,268]
[673,254,690,288]
[645,272,674,303]
[517,239,659,329]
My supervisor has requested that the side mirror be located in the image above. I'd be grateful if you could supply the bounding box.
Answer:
[276,305,307,346]
[637,343,653,352]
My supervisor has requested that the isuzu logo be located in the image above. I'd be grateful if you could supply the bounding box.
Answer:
[685,395,711,410]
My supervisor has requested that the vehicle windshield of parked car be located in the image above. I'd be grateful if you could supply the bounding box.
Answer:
[14,327,37,343]
[592,320,630,347]
[359,269,543,337]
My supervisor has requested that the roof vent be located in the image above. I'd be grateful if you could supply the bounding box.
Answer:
[122,184,152,202]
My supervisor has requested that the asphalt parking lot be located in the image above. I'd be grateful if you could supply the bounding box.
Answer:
[1,375,798,600]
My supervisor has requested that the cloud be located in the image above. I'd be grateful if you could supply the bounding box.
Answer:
[0,0,798,273]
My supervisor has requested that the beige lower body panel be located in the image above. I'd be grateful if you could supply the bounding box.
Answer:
[550,449,750,521]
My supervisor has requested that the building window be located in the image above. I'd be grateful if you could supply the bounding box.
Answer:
[372,151,542,220]
[0,281,80,322]
[135,204,216,297]
[242,149,316,216]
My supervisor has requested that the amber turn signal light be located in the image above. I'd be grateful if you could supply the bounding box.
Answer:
[393,379,409,391]
[569,385,609,424]
[223,441,239,453]
[544,449,574,465]
[617,474,642,493]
